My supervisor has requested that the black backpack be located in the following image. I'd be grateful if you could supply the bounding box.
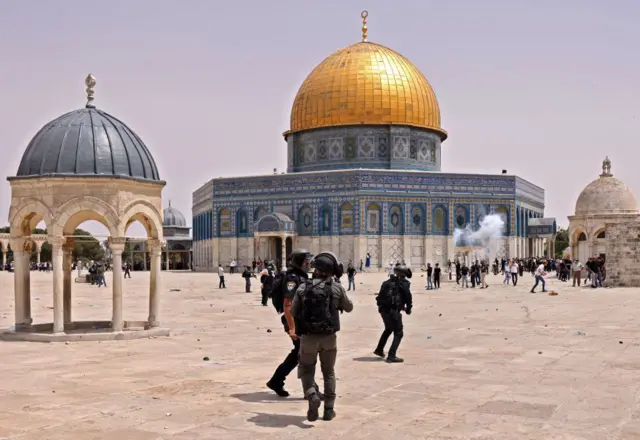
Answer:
[376,279,399,309]
[299,282,334,335]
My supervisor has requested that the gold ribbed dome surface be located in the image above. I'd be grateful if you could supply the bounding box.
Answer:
[288,41,446,138]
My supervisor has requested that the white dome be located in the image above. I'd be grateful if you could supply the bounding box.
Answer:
[574,157,638,216]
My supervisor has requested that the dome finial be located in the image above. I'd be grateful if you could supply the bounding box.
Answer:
[168,200,172,207]
[361,10,368,42]
[85,74,96,108]
[601,156,612,177]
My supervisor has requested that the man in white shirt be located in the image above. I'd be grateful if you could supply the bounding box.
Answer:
[572,259,583,287]
[530,260,547,293]
[510,260,519,286]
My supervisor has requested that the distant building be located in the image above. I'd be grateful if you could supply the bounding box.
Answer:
[191,12,546,271]
[128,202,192,270]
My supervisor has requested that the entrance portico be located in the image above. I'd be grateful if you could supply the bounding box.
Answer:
[253,213,295,267]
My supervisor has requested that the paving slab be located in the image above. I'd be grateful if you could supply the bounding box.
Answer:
[0,270,638,439]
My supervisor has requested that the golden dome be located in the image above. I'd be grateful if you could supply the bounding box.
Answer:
[287,41,446,139]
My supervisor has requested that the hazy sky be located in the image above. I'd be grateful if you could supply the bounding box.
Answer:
[1,0,638,236]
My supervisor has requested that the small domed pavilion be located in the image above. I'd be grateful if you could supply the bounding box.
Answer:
[4,74,168,341]
[568,157,638,262]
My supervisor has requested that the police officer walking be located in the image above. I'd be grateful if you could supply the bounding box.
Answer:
[266,249,318,398]
[374,263,413,363]
[292,251,353,422]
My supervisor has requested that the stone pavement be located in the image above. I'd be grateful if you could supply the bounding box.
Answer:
[1,270,640,439]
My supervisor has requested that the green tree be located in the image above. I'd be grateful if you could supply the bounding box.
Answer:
[72,228,105,262]
[555,228,569,259]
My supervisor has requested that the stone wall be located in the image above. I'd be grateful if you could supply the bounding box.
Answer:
[605,221,640,287]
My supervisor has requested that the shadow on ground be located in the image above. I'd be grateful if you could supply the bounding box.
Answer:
[247,412,312,429]
[230,391,304,403]
[353,356,385,362]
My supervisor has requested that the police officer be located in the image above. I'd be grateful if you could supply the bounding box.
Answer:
[374,263,413,363]
[292,251,353,422]
[266,249,317,397]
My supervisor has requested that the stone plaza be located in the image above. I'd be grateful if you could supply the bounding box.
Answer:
[1,270,640,440]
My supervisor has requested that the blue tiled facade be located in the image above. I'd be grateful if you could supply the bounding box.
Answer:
[192,169,545,242]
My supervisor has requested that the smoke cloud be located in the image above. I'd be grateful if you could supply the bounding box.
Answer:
[454,214,505,259]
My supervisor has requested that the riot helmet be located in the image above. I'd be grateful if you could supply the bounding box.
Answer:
[311,251,344,278]
[393,263,412,279]
[288,249,314,271]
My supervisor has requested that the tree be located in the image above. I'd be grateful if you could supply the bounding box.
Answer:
[555,228,569,259]
[72,229,105,262]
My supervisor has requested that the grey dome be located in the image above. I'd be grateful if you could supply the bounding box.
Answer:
[163,202,186,227]
[15,108,161,182]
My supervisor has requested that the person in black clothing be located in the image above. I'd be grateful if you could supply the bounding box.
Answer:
[433,263,441,289]
[470,262,478,288]
[260,265,275,306]
[374,263,413,363]
[346,262,356,291]
[426,263,433,290]
[267,249,321,398]
[455,260,461,284]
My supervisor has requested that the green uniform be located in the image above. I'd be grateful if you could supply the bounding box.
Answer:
[291,278,353,410]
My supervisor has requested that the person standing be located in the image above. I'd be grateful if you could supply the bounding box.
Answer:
[218,264,226,289]
[374,263,413,363]
[346,262,356,291]
[572,259,583,287]
[260,265,275,306]
[292,251,353,422]
[433,263,441,289]
[480,262,489,288]
[242,266,254,292]
[510,259,519,286]
[426,263,433,290]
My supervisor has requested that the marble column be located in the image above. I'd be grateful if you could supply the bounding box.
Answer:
[36,244,41,265]
[1,249,6,270]
[109,237,126,332]
[63,241,74,325]
[11,239,32,330]
[148,239,163,328]
[281,236,286,267]
[50,237,65,334]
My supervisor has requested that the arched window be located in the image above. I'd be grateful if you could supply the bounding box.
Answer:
[432,205,447,234]
[237,209,248,235]
[597,230,605,239]
[219,208,231,234]
[389,205,403,234]
[495,206,509,236]
[578,232,587,241]
[455,206,467,229]
[297,205,313,235]
[254,206,268,222]
[340,202,354,233]
[366,202,381,233]
[319,204,332,234]
[410,205,425,233]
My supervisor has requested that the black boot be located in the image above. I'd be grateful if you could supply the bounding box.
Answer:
[307,393,322,422]
[373,349,385,358]
[386,356,404,363]
[323,408,336,421]
[266,381,289,397]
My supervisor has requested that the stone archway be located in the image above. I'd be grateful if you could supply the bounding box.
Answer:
[2,73,169,342]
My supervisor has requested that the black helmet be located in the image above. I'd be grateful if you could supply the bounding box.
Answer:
[394,263,412,279]
[288,249,313,270]
[311,251,343,278]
